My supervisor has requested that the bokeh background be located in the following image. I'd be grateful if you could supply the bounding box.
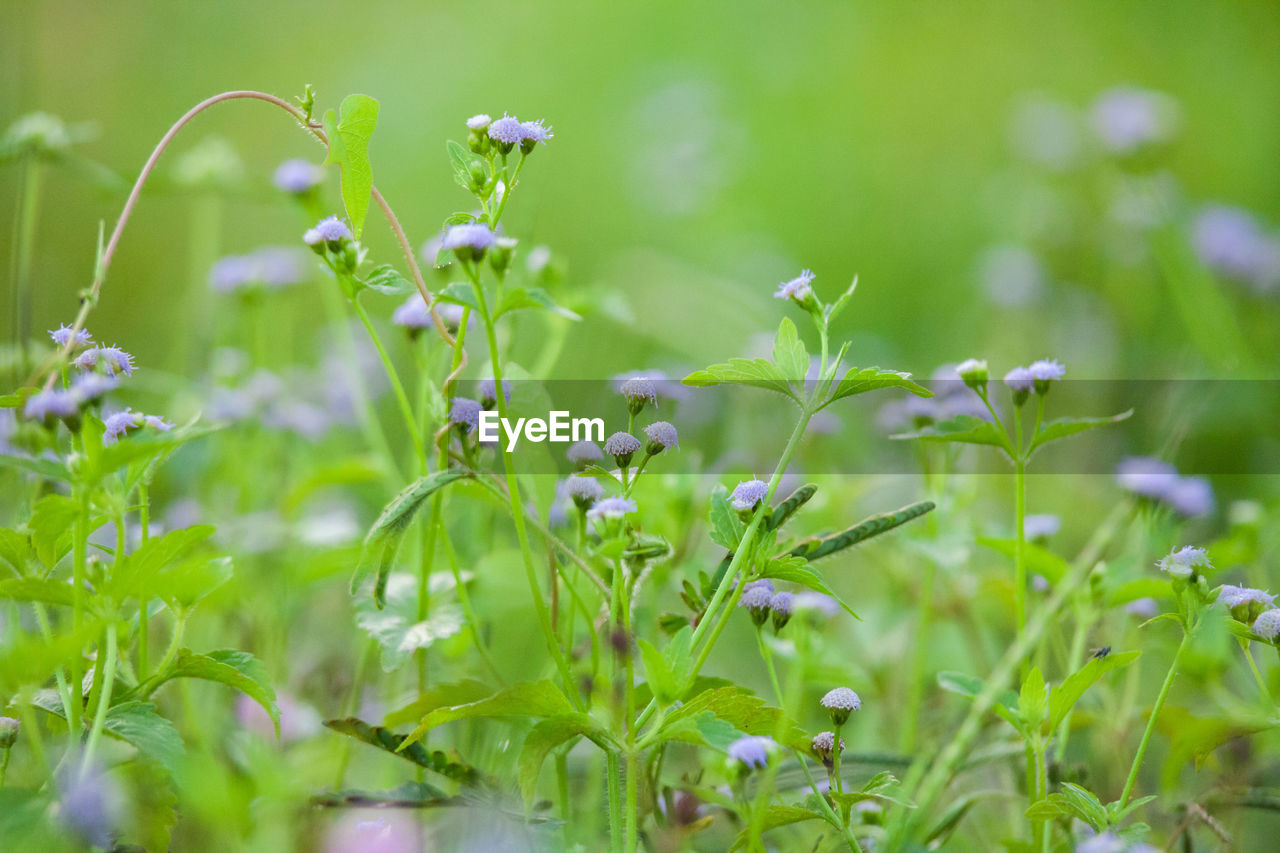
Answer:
[4,0,1279,381]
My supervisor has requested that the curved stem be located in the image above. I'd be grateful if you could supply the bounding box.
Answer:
[347,292,425,463]
[1119,631,1191,809]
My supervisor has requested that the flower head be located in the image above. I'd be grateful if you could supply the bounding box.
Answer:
[643,420,678,454]
[487,114,526,146]
[466,114,492,131]
[102,409,173,445]
[726,735,773,770]
[565,475,604,509]
[744,578,774,594]
[273,158,323,194]
[304,215,351,246]
[441,223,497,258]
[770,591,794,631]
[391,295,431,329]
[1125,597,1159,619]
[1024,514,1061,540]
[587,496,636,523]
[730,479,769,512]
[518,119,554,147]
[1191,205,1280,292]
[1115,457,1213,518]
[1218,585,1276,624]
[70,373,119,404]
[774,269,816,303]
[620,377,657,415]
[49,324,92,348]
[478,377,511,407]
[810,731,845,767]
[448,397,482,433]
[73,345,134,377]
[1028,359,1065,393]
[1157,545,1212,578]
[23,388,78,421]
[1090,87,1178,154]
[955,358,988,389]
[820,687,862,726]
[1253,608,1280,641]
[566,440,603,469]
[603,432,641,466]
[0,716,19,749]
[1003,366,1035,393]
[737,585,773,626]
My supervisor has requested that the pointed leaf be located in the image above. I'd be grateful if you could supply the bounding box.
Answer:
[822,366,930,408]
[400,680,577,746]
[1028,410,1133,456]
[772,316,808,379]
[891,414,1007,449]
[760,556,859,619]
[322,94,379,238]
[153,649,280,737]
[518,714,612,809]
[324,718,490,787]
[361,263,417,296]
[103,701,185,777]
[682,359,799,403]
[1048,651,1141,731]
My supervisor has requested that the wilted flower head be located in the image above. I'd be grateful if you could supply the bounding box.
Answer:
[391,295,431,329]
[603,432,641,466]
[49,324,92,348]
[448,397,482,432]
[565,475,604,508]
[23,388,79,421]
[441,223,497,256]
[1090,86,1178,154]
[774,269,816,303]
[821,687,862,727]
[1253,608,1280,641]
[811,730,845,767]
[1024,514,1061,540]
[727,735,773,770]
[1157,545,1211,577]
[730,479,769,512]
[304,216,352,246]
[587,496,636,523]
[737,585,773,627]
[566,440,603,468]
[643,420,678,454]
[273,158,323,194]
[466,114,492,131]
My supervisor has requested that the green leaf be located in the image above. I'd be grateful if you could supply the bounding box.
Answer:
[324,718,490,787]
[890,414,1007,449]
[772,316,808,379]
[153,649,280,737]
[1018,667,1048,728]
[0,452,70,482]
[824,275,859,325]
[28,494,79,567]
[1028,410,1133,456]
[518,714,612,809]
[361,263,417,296]
[937,671,1020,728]
[638,639,677,706]
[446,139,483,192]
[788,500,935,563]
[435,281,480,312]
[760,555,859,620]
[682,358,799,404]
[496,286,581,321]
[655,686,809,753]
[730,806,827,848]
[110,525,216,600]
[382,679,495,728]
[351,470,469,608]
[1025,783,1108,831]
[0,577,76,607]
[356,572,464,672]
[322,94,379,238]
[1048,651,1141,731]
[707,485,746,550]
[103,701,185,777]
[821,366,931,408]
[767,484,816,531]
[829,771,916,809]
[94,422,220,480]
[0,528,32,575]
[313,781,451,808]
[401,680,577,747]
[977,537,1071,584]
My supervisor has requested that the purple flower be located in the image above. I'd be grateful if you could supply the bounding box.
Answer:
[209,255,260,293]
[1157,545,1211,577]
[435,302,468,331]
[1218,585,1276,623]
[479,377,511,406]
[1253,609,1280,641]
[1164,476,1214,518]
[820,687,861,726]
[1191,205,1280,292]
[587,496,636,523]
[1024,514,1061,540]
[744,578,774,594]
[643,420,678,453]
[466,114,492,131]
[519,119,554,145]
[103,409,140,444]
[770,591,794,630]
[774,269,815,302]
[566,440,603,467]
[727,735,773,770]
[391,295,431,328]
[23,388,78,420]
[263,400,330,441]
[620,377,657,410]
[1003,366,1035,393]
[304,216,351,246]
[57,761,120,849]
[487,115,526,146]
[738,585,773,626]
[1115,457,1214,518]
[73,345,134,377]
[49,324,92,348]
[603,432,641,464]
[730,479,769,511]
[448,397,482,433]
[1028,358,1065,387]
[441,223,497,253]
[273,158,323,194]
[565,475,604,507]
[1124,597,1159,619]
[1090,87,1177,154]
[0,716,19,748]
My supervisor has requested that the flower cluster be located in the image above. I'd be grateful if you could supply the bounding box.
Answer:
[736,579,795,632]
[1115,457,1214,518]
[209,247,310,294]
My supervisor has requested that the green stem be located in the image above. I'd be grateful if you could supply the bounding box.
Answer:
[138,484,151,680]
[9,158,42,377]
[1242,641,1274,707]
[348,293,425,465]
[1118,630,1192,809]
[1013,406,1027,675]
[68,480,88,745]
[607,749,623,853]
[80,621,118,776]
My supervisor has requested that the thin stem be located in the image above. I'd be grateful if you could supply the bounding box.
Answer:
[137,483,151,679]
[80,621,118,777]
[68,479,88,744]
[1013,405,1028,675]
[1242,641,1274,707]
[607,750,623,853]
[1119,631,1191,809]
[348,293,425,464]
[9,157,42,377]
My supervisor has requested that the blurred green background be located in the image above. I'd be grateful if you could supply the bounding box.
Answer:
[3,0,1279,382]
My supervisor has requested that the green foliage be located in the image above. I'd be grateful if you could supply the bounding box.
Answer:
[683,358,800,403]
[324,718,491,787]
[147,648,280,736]
[820,366,931,408]
[321,94,379,238]
[401,680,578,746]
[1027,410,1134,456]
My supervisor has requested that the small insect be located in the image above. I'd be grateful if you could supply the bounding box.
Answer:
[1090,646,1112,659]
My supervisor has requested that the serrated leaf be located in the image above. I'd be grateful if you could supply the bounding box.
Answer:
[0,577,76,607]
[707,485,746,550]
[357,573,464,672]
[1018,667,1048,728]
[772,316,808,379]
[518,714,611,810]
[28,494,79,567]
[496,286,581,321]
[351,470,468,608]
[322,94,379,238]
[655,686,809,753]
[361,263,417,296]
[0,528,32,575]
[682,359,799,404]
[446,139,482,193]
[1048,651,1141,731]
[1028,410,1133,456]
[111,525,216,600]
[760,556,859,620]
[383,679,495,728]
[401,680,577,747]
[788,500,934,563]
[435,281,480,312]
[821,366,930,408]
[890,414,1007,449]
[324,718,490,787]
[103,701,185,777]
[152,648,280,737]
[1025,783,1108,831]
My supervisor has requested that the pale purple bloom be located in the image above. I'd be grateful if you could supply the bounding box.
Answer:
[1164,476,1214,517]
[727,735,773,770]
[1031,575,1050,592]
[1217,585,1275,610]
[519,119,554,145]
[744,578,774,594]
[794,591,839,617]
[211,248,309,292]
[57,760,120,849]
[738,585,773,615]
[273,158,323,194]
[1090,87,1177,153]
[1253,609,1280,641]
[304,216,351,246]
[565,475,604,504]
[1157,545,1211,577]
[391,295,430,328]
[441,223,497,252]
[620,377,657,406]
[1028,359,1065,383]
[103,409,140,444]
[1125,597,1159,619]
[479,377,511,406]
[74,345,134,376]
[774,268,815,301]
[0,716,18,748]
[1003,366,1035,393]
[1191,205,1280,292]
[466,114,492,131]
[566,440,603,466]
[603,432,641,457]
[977,245,1047,307]
[49,324,92,348]
[730,479,769,511]
[587,496,636,522]
[1024,514,1061,539]
[435,302,468,331]
[487,115,526,145]
[209,255,259,292]
[23,388,78,420]
[770,591,794,615]
[263,400,330,441]
[820,687,862,712]
[449,397,482,433]
[643,420,678,452]
[1116,457,1178,499]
